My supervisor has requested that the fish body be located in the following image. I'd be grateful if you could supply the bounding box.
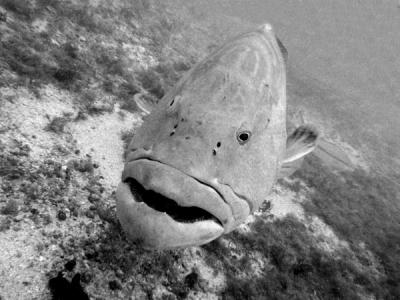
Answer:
[116,24,318,249]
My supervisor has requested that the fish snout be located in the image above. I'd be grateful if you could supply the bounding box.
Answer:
[116,159,235,248]
[125,146,153,163]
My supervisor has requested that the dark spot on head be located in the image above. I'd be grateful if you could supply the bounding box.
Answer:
[217,142,221,148]
[185,136,190,140]
[170,131,175,136]
[196,121,202,125]
[212,149,216,156]
[170,99,175,106]
[174,124,178,129]
[181,118,185,122]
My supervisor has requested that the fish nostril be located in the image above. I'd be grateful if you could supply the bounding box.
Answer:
[173,124,178,129]
[170,131,175,136]
[212,149,217,156]
[217,142,221,148]
[185,136,190,140]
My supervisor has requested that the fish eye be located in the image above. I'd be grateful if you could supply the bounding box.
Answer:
[237,130,251,145]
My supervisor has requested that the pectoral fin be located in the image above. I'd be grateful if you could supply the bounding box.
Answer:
[278,157,304,178]
[278,125,319,178]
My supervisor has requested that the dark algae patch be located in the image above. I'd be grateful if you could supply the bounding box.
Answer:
[202,215,381,300]
[48,272,89,300]
[294,155,400,299]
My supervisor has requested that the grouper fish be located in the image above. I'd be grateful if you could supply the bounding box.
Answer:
[116,24,319,249]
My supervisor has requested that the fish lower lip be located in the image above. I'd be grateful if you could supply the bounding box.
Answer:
[124,177,223,226]
[116,181,224,249]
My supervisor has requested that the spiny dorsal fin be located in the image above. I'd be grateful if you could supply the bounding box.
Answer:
[283,125,319,164]
[275,36,288,64]
[278,125,319,179]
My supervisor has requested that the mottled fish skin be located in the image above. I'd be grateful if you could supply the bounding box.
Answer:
[117,24,288,248]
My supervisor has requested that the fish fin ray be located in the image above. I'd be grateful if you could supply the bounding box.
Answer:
[278,158,304,178]
[283,125,319,164]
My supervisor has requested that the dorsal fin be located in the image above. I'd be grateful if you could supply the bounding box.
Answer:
[275,36,288,64]
[283,125,319,164]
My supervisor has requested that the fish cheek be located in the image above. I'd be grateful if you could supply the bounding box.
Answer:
[213,142,236,178]
[214,137,249,183]
[228,135,276,209]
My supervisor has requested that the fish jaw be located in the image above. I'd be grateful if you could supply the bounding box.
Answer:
[116,182,224,249]
[116,159,233,249]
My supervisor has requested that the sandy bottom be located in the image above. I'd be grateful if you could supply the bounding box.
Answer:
[71,107,142,190]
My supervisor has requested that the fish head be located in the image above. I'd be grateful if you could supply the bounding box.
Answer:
[117,24,287,249]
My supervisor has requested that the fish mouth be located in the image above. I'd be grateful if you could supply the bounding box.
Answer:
[125,177,223,225]
[116,159,233,249]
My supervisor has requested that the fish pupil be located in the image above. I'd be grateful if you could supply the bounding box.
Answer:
[240,134,248,141]
[237,131,251,144]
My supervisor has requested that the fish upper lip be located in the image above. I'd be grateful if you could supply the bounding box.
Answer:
[126,155,229,203]
[122,155,235,230]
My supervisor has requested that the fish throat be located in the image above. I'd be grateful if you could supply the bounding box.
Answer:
[124,177,222,226]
